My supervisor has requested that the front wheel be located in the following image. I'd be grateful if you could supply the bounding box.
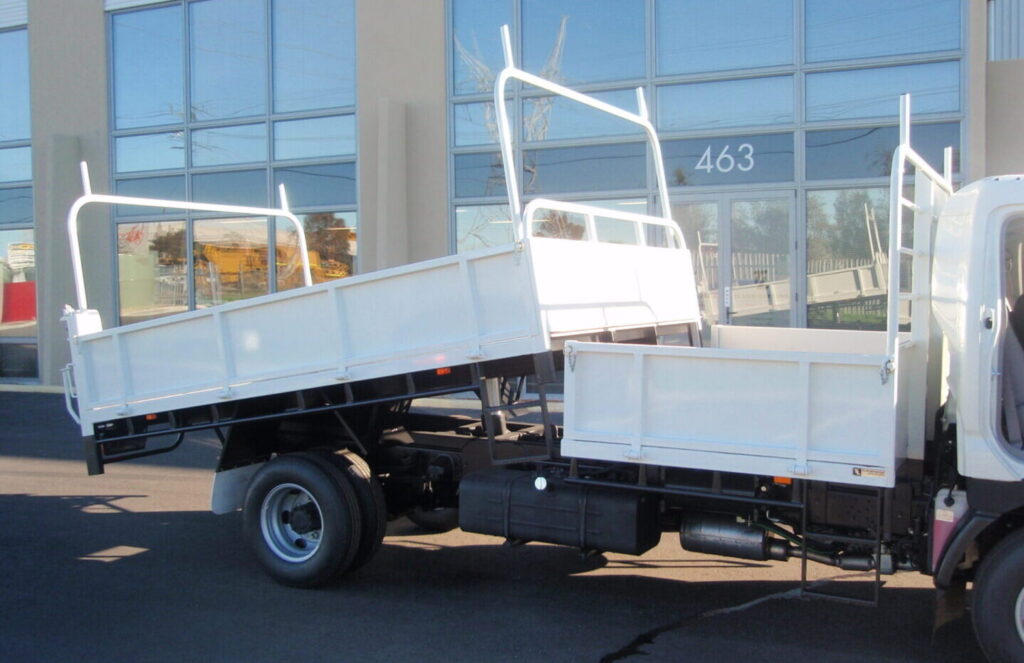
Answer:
[243,454,362,587]
[972,527,1024,660]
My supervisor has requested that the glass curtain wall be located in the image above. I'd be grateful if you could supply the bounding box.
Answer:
[110,0,357,325]
[449,0,964,330]
[0,27,37,379]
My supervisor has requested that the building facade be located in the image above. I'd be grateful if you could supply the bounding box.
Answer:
[0,0,1020,386]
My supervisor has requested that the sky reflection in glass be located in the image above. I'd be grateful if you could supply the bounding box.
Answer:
[0,29,30,141]
[273,0,355,111]
[657,0,792,75]
[659,77,793,131]
[806,0,960,62]
[523,0,644,84]
[190,0,267,120]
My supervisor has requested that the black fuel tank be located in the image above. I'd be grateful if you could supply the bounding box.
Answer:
[458,469,660,555]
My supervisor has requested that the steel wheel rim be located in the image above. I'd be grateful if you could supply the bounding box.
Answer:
[260,482,324,563]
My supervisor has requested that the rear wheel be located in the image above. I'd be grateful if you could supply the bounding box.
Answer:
[972,527,1024,660]
[324,450,387,571]
[243,454,361,587]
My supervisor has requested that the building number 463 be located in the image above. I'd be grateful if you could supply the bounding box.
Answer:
[696,143,755,174]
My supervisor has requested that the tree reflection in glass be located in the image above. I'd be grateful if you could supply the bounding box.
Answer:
[806,188,891,330]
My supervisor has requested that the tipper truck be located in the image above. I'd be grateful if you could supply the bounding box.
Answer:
[62,28,1024,661]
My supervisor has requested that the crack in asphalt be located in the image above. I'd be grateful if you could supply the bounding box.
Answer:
[598,585,807,662]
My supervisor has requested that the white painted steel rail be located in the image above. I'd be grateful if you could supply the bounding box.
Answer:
[885,94,954,368]
[493,24,675,241]
[67,161,312,312]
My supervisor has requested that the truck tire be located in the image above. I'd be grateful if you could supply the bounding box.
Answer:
[408,506,459,533]
[243,453,362,587]
[972,527,1024,661]
[325,450,387,571]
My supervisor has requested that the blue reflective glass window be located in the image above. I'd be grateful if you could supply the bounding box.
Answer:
[531,210,589,241]
[190,0,267,121]
[0,343,38,379]
[274,116,355,160]
[0,29,30,141]
[523,0,644,85]
[587,199,649,215]
[658,77,793,132]
[663,133,794,186]
[0,146,32,182]
[454,152,506,198]
[454,102,499,147]
[276,211,358,286]
[274,163,355,207]
[523,143,645,195]
[656,0,793,75]
[116,133,185,173]
[115,175,187,216]
[272,0,355,112]
[806,122,959,180]
[112,6,184,130]
[456,204,513,252]
[595,217,639,245]
[523,89,643,142]
[192,124,267,167]
[0,187,32,225]
[452,0,511,96]
[807,62,959,122]
[806,0,960,63]
[192,169,268,206]
[193,216,270,305]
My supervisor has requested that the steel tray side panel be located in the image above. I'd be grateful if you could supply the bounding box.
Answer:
[340,263,472,358]
[223,289,336,377]
[807,361,896,464]
[529,239,699,334]
[469,250,543,338]
[563,342,898,487]
[124,316,223,395]
[641,352,802,447]
[80,335,121,404]
[72,245,548,425]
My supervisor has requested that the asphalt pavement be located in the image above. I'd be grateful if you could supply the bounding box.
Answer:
[0,391,985,662]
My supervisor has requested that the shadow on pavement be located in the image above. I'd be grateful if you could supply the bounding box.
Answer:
[0,491,984,663]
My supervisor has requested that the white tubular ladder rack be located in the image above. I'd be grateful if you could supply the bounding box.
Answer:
[67,161,313,313]
[885,94,955,452]
[885,94,955,364]
[493,24,676,243]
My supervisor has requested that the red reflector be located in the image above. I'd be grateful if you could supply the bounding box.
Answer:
[436,367,452,376]
[773,476,792,485]
[145,414,158,421]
